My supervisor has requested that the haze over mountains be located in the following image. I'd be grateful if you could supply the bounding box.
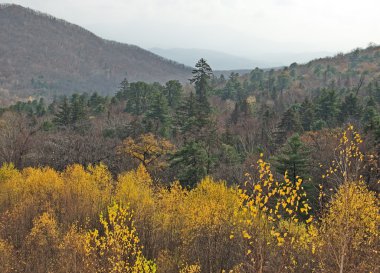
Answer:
[150,48,333,70]
[150,48,270,70]
[0,4,191,101]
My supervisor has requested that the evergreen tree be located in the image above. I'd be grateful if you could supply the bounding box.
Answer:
[144,92,171,137]
[315,89,339,126]
[191,58,213,100]
[258,103,275,151]
[164,80,182,109]
[170,59,219,187]
[362,97,380,132]
[338,92,362,124]
[277,70,291,93]
[88,92,107,114]
[35,98,46,117]
[272,133,311,183]
[174,92,198,136]
[274,106,303,148]
[53,96,71,126]
[250,67,264,90]
[70,94,86,123]
[222,72,241,100]
[170,141,211,187]
[230,102,240,125]
[373,81,380,105]
[115,78,129,101]
[300,98,315,131]
[219,74,226,85]
[190,58,213,122]
[125,81,153,115]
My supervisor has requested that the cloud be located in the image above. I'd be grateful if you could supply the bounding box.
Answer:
[1,0,379,58]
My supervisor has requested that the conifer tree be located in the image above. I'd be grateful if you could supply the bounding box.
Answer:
[190,58,213,124]
[144,93,171,137]
[170,141,210,187]
[362,97,380,132]
[274,106,303,147]
[277,70,291,93]
[338,92,361,124]
[125,81,152,115]
[164,80,182,109]
[88,92,107,114]
[222,72,241,100]
[315,89,339,126]
[174,92,198,136]
[250,67,264,90]
[300,98,315,131]
[70,94,86,123]
[272,133,311,183]
[53,96,71,126]
[36,98,46,117]
[115,78,129,100]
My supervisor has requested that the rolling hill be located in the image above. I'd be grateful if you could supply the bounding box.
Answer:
[0,4,192,104]
[237,45,380,104]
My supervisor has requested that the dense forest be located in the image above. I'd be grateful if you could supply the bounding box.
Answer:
[0,46,380,272]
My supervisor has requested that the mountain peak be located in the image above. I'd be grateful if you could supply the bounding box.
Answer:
[0,4,191,103]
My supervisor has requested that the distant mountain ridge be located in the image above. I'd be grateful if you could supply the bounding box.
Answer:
[149,48,272,70]
[0,4,192,104]
[150,48,335,71]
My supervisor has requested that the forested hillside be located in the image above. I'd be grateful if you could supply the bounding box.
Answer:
[236,44,380,105]
[0,14,380,270]
[0,4,192,105]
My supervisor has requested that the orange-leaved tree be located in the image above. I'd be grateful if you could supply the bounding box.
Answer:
[119,133,175,169]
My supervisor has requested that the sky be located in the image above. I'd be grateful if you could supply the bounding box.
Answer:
[2,0,380,62]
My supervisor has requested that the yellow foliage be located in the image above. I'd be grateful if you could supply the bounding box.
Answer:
[318,181,379,272]
[57,225,87,273]
[183,177,240,230]
[115,164,155,224]
[155,181,187,247]
[84,202,156,273]
[179,263,201,273]
[0,239,17,273]
[23,212,61,273]
[60,163,112,225]
[321,124,364,188]
[0,149,378,273]
[180,177,241,272]
[116,164,154,208]
[236,154,314,271]
[120,133,175,169]
[0,163,19,183]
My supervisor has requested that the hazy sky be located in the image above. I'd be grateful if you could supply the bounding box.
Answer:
[2,0,380,59]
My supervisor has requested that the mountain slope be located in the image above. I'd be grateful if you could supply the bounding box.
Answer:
[0,4,192,103]
[237,45,380,100]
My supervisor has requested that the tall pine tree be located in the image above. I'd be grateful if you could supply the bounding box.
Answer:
[272,133,311,183]
[53,96,71,126]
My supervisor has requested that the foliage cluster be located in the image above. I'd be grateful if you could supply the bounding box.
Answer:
[0,126,378,272]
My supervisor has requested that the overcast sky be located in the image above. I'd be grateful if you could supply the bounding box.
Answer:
[2,0,380,59]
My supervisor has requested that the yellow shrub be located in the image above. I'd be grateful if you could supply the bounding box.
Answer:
[84,202,156,273]
[318,181,379,272]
